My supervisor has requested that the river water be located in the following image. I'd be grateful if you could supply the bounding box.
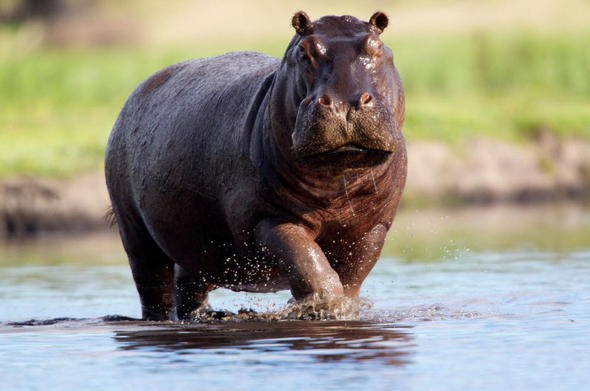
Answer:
[1,204,589,390]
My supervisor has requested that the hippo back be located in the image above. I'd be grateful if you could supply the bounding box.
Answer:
[108,52,278,195]
[105,52,278,260]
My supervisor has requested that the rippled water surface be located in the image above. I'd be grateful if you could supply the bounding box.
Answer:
[1,205,589,390]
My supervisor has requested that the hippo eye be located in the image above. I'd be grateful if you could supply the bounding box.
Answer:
[298,45,312,65]
[298,36,326,68]
[363,35,383,58]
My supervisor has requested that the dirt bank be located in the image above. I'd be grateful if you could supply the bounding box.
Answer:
[0,174,110,239]
[407,137,590,204]
[1,138,589,239]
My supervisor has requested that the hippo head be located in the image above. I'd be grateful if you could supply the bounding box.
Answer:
[276,11,405,166]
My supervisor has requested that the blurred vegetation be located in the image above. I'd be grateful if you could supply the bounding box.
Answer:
[0,45,190,177]
[0,0,63,22]
[1,0,589,177]
[383,204,590,262]
[397,32,590,142]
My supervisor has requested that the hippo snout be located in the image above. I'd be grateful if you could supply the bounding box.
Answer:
[292,96,398,160]
[316,91,375,112]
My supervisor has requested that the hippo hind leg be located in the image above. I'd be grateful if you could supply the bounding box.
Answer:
[115,209,177,321]
[175,265,213,321]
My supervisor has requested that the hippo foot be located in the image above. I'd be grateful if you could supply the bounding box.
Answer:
[281,295,371,321]
[188,306,258,322]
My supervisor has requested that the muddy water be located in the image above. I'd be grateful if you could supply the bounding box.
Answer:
[1,204,589,390]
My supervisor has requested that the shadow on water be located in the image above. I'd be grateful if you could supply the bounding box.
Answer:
[113,319,415,366]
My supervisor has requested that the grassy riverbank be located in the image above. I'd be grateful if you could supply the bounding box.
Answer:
[1,28,589,177]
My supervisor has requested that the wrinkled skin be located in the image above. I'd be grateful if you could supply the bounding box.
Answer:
[105,11,407,321]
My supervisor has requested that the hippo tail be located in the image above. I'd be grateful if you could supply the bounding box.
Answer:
[105,206,117,228]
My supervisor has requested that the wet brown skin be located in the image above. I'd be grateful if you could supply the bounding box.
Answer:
[105,11,407,321]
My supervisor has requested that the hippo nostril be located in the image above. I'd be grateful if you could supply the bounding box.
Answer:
[318,94,333,107]
[358,92,373,108]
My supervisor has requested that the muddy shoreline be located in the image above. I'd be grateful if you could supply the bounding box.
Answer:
[1,138,589,239]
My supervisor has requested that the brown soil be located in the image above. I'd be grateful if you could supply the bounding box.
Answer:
[406,136,590,204]
[0,173,110,239]
[1,137,589,239]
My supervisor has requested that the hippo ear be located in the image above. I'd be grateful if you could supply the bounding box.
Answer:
[369,12,389,34]
[292,11,313,35]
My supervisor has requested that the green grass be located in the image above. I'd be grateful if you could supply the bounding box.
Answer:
[1,31,589,177]
[0,46,194,177]
[394,32,590,142]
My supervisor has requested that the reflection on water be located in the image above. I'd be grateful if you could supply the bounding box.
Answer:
[386,203,590,260]
[115,320,414,366]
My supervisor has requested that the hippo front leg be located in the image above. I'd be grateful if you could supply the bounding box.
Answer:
[334,224,389,298]
[255,220,344,302]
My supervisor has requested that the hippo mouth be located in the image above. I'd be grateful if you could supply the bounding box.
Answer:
[325,144,392,155]
[297,143,393,167]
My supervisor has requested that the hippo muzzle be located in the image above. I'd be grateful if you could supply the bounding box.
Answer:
[292,93,399,160]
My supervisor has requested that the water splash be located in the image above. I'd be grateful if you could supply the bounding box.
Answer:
[189,296,373,322]
[371,304,486,323]
[277,295,373,320]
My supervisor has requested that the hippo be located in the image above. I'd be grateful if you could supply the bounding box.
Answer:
[105,11,407,321]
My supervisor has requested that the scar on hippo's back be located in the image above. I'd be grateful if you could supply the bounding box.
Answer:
[140,66,176,96]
